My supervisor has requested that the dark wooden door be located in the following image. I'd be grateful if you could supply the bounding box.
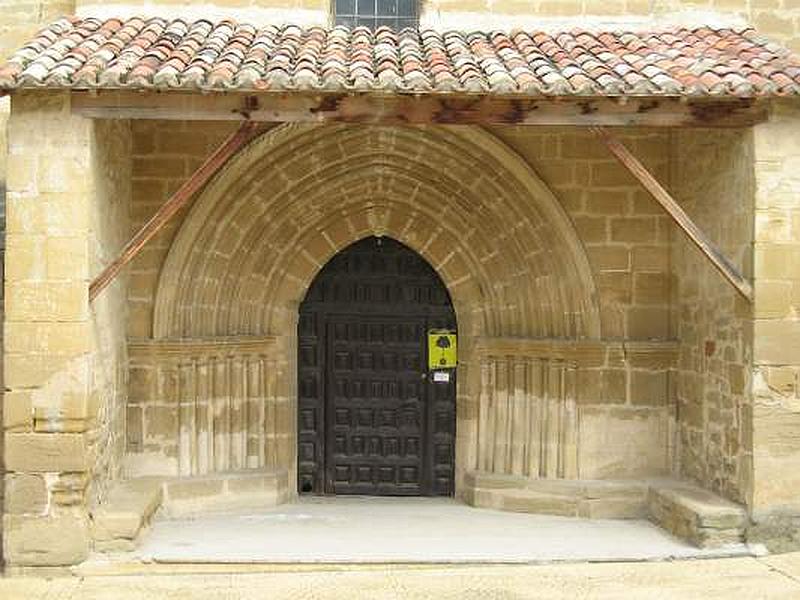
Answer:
[297,237,456,496]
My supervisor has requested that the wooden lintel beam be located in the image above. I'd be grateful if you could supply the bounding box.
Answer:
[592,126,754,302]
[89,120,266,301]
[71,91,769,128]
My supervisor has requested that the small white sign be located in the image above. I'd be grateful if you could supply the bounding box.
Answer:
[432,371,451,383]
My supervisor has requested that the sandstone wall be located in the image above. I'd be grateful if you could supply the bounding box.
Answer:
[489,127,672,342]
[749,101,800,548]
[124,123,675,486]
[490,127,675,479]
[0,3,76,227]
[71,0,800,52]
[127,120,240,341]
[0,0,78,567]
[670,129,755,505]
[2,92,130,566]
[88,119,132,506]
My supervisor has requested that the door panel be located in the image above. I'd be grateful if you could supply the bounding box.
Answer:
[326,316,427,495]
[297,236,456,496]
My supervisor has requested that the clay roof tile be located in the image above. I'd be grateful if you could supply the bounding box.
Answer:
[0,19,797,97]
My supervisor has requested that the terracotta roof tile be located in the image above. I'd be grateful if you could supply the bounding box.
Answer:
[1,17,799,96]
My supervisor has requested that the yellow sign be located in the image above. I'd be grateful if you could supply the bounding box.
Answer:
[428,330,457,370]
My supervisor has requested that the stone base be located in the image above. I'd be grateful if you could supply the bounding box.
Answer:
[89,469,290,554]
[161,469,290,518]
[647,480,747,548]
[463,471,748,549]
[91,478,163,553]
[3,513,91,566]
[463,472,649,520]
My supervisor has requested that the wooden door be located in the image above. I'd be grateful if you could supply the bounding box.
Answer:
[297,237,456,496]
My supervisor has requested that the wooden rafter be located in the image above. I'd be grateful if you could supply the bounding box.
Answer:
[592,126,753,302]
[72,91,770,128]
[89,120,267,301]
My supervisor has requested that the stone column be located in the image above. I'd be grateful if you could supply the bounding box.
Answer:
[750,100,800,550]
[2,92,130,567]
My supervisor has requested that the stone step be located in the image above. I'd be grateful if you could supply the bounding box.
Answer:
[91,477,163,552]
[648,480,747,548]
[466,471,648,499]
[162,469,290,517]
[465,472,648,520]
[90,470,291,552]
[464,471,748,548]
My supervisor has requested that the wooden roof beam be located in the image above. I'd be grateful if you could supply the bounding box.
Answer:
[71,91,770,128]
[592,126,753,303]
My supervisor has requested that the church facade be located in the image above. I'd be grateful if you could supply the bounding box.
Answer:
[0,0,799,569]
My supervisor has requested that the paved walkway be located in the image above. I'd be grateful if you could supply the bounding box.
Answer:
[2,553,800,599]
[135,497,754,563]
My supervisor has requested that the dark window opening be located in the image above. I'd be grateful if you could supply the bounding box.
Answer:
[334,0,418,30]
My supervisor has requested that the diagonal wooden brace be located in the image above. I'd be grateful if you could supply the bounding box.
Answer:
[89,120,266,301]
[592,126,753,303]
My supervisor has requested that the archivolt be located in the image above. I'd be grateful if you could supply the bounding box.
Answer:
[153,124,600,340]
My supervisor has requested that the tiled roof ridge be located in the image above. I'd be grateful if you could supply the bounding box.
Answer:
[1,16,798,97]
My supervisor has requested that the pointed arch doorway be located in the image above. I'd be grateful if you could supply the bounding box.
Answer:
[297,236,457,497]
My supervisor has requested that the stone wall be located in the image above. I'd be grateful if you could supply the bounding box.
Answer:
[123,122,675,489]
[472,338,677,481]
[489,127,672,342]
[128,124,672,341]
[489,126,676,479]
[126,337,289,477]
[749,101,800,549]
[88,119,132,506]
[70,0,800,52]
[0,0,78,564]
[2,92,130,566]
[127,120,240,341]
[670,129,755,505]
[0,5,77,233]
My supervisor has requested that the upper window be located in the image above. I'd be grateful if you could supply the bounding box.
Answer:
[334,0,418,30]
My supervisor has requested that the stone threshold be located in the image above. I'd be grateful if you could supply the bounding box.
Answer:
[67,548,764,579]
[0,541,759,579]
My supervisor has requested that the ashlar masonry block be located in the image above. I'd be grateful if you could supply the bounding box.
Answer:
[3,514,91,567]
[4,433,89,472]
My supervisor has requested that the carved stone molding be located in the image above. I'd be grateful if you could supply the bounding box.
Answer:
[127,336,289,477]
[473,337,679,370]
[128,336,281,361]
[477,356,579,479]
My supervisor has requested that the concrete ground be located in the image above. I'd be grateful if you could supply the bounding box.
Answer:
[133,497,756,563]
[4,498,793,599]
[1,553,800,599]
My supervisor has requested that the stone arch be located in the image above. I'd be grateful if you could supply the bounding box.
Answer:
[153,123,600,342]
